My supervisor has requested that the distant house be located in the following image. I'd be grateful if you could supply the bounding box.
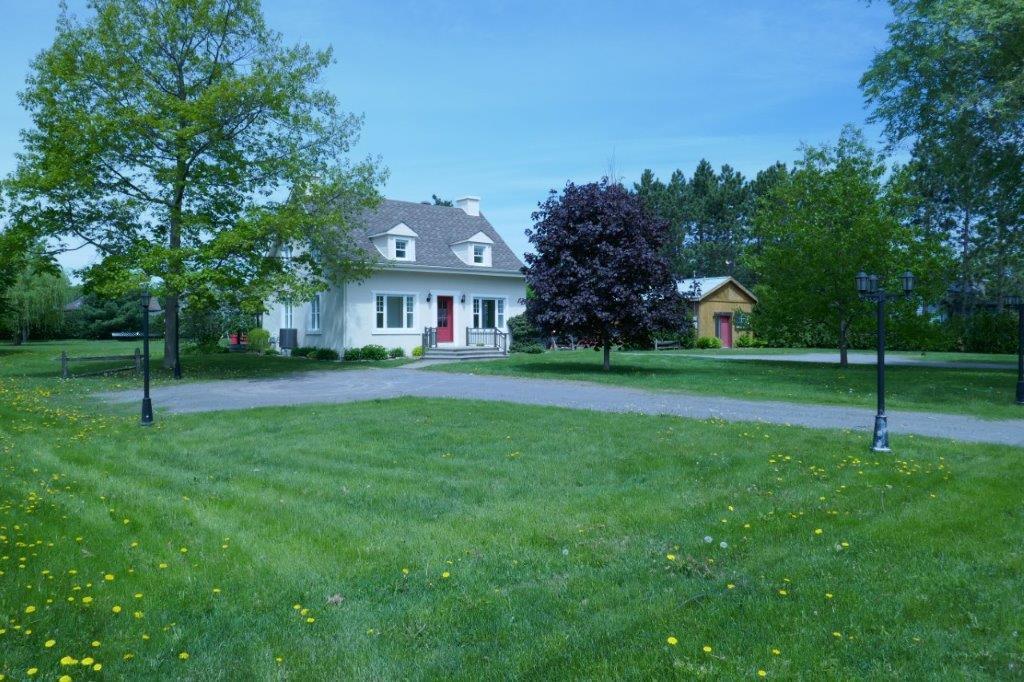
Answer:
[262,196,527,359]
[677,276,757,348]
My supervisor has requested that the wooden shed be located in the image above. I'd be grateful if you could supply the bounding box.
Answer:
[677,276,758,348]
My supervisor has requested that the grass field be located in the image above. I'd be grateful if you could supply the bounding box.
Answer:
[0,339,409,390]
[429,349,1023,420]
[1,341,1023,679]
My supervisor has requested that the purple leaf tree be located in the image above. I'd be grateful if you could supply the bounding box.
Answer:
[524,179,688,370]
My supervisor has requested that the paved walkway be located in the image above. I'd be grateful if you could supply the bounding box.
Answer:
[98,367,1024,447]
[686,351,1015,370]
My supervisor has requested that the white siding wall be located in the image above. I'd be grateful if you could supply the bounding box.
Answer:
[263,269,526,354]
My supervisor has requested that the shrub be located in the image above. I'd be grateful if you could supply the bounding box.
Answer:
[310,347,339,361]
[516,343,545,354]
[264,348,280,356]
[388,347,405,359]
[695,336,723,349]
[343,347,362,361]
[411,345,424,358]
[291,346,315,358]
[507,313,543,352]
[734,333,766,349]
[247,327,270,354]
[360,344,388,361]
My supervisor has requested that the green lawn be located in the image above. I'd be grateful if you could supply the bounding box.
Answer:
[0,339,409,391]
[0,342,1022,678]
[429,349,1024,420]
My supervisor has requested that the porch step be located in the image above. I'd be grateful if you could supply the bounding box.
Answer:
[422,347,508,361]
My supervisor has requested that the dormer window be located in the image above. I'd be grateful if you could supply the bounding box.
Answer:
[371,223,418,262]
[451,231,494,267]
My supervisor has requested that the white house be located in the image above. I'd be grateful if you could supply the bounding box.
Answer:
[262,196,527,358]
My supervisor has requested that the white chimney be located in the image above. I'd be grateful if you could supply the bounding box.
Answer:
[456,196,480,217]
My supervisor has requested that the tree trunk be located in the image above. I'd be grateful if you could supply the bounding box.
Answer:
[838,318,849,368]
[602,340,611,371]
[163,294,178,370]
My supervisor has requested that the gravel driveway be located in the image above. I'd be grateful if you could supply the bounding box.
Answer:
[683,351,1015,370]
[97,366,1024,447]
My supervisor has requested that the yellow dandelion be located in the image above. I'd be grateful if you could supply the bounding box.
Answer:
[60,656,77,665]
[814,529,823,535]
[825,593,834,599]
[306,617,315,624]
[771,648,780,655]
[441,571,450,579]
[24,605,36,614]
[275,656,283,663]
[702,645,712,654]
[134,593,143,599]
[666,636,678,646]
[726,583,735,590]
[758,671,767,678]
[81,596,93,604]
[666,554,676,561]
[158,563,168,570]
[178,652,189,660]
[112,605,122,614]
[832,631,842,638]
[179,547,188,554]
[27,669,38,677]
[44,639,56,648]
[778,590,787,596]
[104,574,114,581]
[91,641,100,647]
[92,664,102,672]
[81,657,94,666]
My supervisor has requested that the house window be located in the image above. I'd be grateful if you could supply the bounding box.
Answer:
[473,244,486,264]
[309,295,321,331]
[281,245,293,261]
[375,294,415,330]
[283,303,293,328]
[395,239,408,259]
[472,297,505,328]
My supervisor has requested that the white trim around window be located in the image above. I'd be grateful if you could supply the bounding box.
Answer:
[471,295,507,329]
[308,294,321,332]
[372,291,418,334]
[283,302,294,328]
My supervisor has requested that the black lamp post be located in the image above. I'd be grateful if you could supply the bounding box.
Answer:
[856,270,915,452]
[140,290,162,426]
[1006,294,1024,405]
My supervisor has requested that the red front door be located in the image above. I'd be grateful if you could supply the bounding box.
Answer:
[436,296,454,343]
[716,315,733,348]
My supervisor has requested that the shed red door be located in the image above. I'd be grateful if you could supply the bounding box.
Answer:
[716,315,733,348]
[436,296,454,343]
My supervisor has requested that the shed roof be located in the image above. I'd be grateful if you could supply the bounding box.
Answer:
[677,276,757,303]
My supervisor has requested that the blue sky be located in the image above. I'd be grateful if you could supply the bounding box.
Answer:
[0,1,893,274]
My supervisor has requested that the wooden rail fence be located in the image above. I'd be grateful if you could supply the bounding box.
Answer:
[60,348,142,379]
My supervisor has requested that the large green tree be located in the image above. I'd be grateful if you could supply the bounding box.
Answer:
[1,246,72,344]
[636,160,784,284]
[751,127,939,366]
[861,0,1024,308]
[9,0,383,369]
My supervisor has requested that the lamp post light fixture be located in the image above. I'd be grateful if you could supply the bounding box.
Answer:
[856,270,915,452]
[140,290,162,426]
[1006,294,1024,405]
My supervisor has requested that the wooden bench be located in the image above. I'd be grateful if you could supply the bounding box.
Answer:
[60,349,142,379]
[654,339,682,350]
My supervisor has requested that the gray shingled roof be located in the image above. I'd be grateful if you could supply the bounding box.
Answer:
[354,199,524,273]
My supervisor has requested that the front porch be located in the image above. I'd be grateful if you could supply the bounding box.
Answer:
[422,326,509,360]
